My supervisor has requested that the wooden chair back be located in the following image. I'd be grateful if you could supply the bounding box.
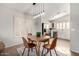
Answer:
[50,37,57,49]
[22,37,28,46]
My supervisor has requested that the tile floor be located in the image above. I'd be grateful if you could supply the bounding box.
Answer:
[0,39,79,56]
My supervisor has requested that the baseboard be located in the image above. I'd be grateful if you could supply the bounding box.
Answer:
[5,43,23,49]
[70,48,79,54]
[58,37,70,41]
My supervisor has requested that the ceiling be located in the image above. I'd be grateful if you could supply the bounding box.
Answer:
[0,3,33,13]
[0,3,70,19]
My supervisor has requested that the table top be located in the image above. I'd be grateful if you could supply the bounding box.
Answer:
[26,35,50,42]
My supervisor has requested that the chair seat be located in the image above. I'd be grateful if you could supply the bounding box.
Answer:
[43,44,51,49]
[27,43,36,48]
[41,39,49,42]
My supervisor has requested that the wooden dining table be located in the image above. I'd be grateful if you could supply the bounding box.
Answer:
[25,35,50,56]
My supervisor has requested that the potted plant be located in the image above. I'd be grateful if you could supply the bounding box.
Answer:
[36,32,41,37]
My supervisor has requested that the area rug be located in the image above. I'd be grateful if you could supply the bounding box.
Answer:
[17,47,67,56]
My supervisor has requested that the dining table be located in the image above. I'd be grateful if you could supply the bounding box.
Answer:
[25,35,50,56]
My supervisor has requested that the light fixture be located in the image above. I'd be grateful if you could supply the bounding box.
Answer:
[33,3,45,19]
[49,12,69,20]
[33,12,45,19]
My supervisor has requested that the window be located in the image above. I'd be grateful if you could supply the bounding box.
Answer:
[59,22,63,29]
[66,22,70,29]
[54,22,57,28]
[57,22,60,29]
[62,22,66,29]
[44,23,50,29]
[55,22,70,30]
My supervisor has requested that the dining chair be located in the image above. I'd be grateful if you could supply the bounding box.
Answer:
[43,32,50,44]
[41,33,50,55]
[27,33,35,51]
[27,33,33,43]
[22,37,36,56]
[41,37,58,56]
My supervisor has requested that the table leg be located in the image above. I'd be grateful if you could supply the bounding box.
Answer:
[35,41,40,56]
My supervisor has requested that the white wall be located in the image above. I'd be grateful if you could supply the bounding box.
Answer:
[34,17,42,34]
[51,15,70,40]
[70,3,79,53]
[0,5,25,47]
[0,5,41,48]
[24,14,36,35]
[48,3,70,40]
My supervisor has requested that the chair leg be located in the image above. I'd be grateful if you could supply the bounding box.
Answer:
[27,48,30,56]
[54,48,58,56]
[22,47,26,56]
[31,48,33,52]
[31,42,34,52]
[50,50,52,56]
[44,49,50,56]
[41,48,44,56]
[35,46,38,55]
